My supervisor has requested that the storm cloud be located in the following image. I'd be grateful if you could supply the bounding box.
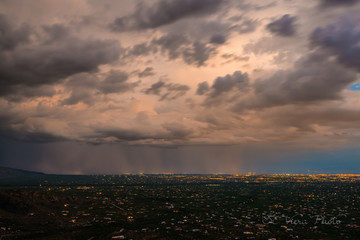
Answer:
[110,0,226,31]
[0,14,30,50]
[145,80,190,101]
[138,67,155,78]
[266,14,297,37]
[319,0,359,8]
[311,18,360,71]
[61,71,140,106]
[233,52,357,112]
[99,71,140,94]
[128,33,217,66]
[204,71,250,98]
[0,20,121,97]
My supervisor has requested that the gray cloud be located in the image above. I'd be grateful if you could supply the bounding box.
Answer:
[311,18,360,71]
[110,0,226,31]
[196,81,210,95]
[62,71,140,106]
[208,71,249,98]
[61,88,95,106]
[96,129,162,142]
[127,42,157,57]
[64,73,99,89]
[221,53,249,63]
[99,71,139,94]
[209,33,227,44]
[234,1,277,12]
[0,21,121,97]
[199,71,250,107]
[0,107,68,143]
[145,81,165,95]
[147,33,216,66]
[266,14,297,37]
[0,14,30,50]
[145,80,190,101]
[94,121,192,144]
[319,0,358,8]
[261,106,360,133]
[182,41,216,66]
[42,24,70,44]
[233,52,357,112]
[5,85,57,102]
[161,17,248,47]
[138,67,155,78]
[152,33,189,59]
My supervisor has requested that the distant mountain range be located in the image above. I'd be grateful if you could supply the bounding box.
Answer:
[0,166,96,186]
[0,167,163,186]
[0,166,44,178]
[0,167,46,186]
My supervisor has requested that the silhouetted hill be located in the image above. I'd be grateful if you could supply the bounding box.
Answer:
[0,167,100,186]
[0,167,47,186]
[0,166,44,178]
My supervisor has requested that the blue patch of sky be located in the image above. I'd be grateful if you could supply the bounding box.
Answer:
[349,83,360,91]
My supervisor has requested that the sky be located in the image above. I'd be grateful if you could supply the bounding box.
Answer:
[0,0,360,174]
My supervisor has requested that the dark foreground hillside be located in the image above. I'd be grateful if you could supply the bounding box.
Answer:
[0,171,359,239]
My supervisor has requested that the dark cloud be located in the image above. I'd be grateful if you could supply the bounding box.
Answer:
[42,24,70,44]
[311,18,360,71]
[263,106,360,133]
[152,33,189,59]
[199,71,250,107]
[145,81,165,96]
[0,22,121,97]
[253,1,277,11]
[207,71,249,98]
[94,122,192,143]
[221,53,249,63]
[125,28,228,66]
[138,67,155,78]
[150,33,216,66]
[64,73,99,89]
[162,83,190,101]
[127,42,157,56]
[62,71,140,105]
[266,14,297,37]
[96,129,162,142]
[99,71,139,94]
[110,0,226,31]
[0,14,30,50]
[196,81,210,95]
[0,111,68,143]
[233,52,357,111]
[234,1,277,12]
[182,41,216,66]
[209,33,227,44]
[162,18,238,45]
[5,85,57,102]
[319,0,358,8]
[145,81,190,101]
[61,88,95,106]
